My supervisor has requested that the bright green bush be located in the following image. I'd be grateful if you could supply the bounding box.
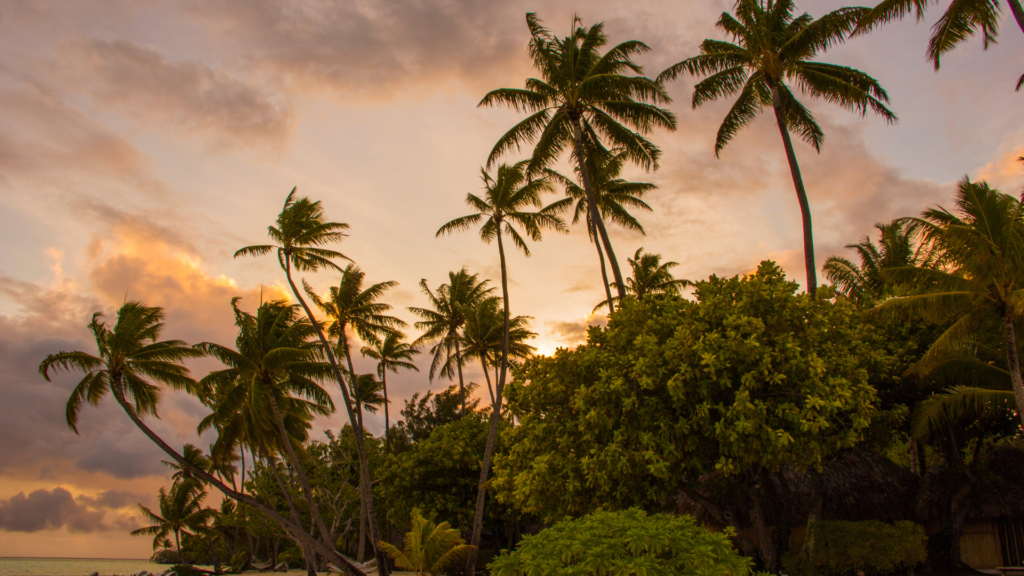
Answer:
[488,508,752,576]
[782,520,927,576]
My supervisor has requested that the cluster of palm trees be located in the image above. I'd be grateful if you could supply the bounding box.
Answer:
[35,0,1024,574]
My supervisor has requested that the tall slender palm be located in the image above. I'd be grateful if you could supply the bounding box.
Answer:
[38,301,357,570]
[855,0,1024,89]
[302,263,403,563]
[479,13,676,301]
[593,248,691,312]
[456,296,537,405]
[546,149,656,314]
[824,220,937,303]
[196,298,336,551]
[132,478,216,564]
[361,333,420,453]
[235,189,391,575]
[408,269,493,415]
[437,161,564,575]
[881,177,1024,429]
[659,0,896,296]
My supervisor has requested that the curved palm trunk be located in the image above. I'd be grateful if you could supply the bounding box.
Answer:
[1009,0,1024,34]
[1001,313,1024,429]
[265,451,318,576]
[770,84,817,297]
[382,371,391,454]
[108,377,368,576]
[465,220,512,576]
[175,529,186,566]
[454,339,468,416]
[481,356,495,405]
[284,262,390,576]
[572,118,627,300]
[266,390,335,551]
[593,226,615,314]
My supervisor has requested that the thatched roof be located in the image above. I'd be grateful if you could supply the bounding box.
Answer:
[674,448,919,527]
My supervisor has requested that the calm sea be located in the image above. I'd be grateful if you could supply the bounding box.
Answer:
[0,559,170,576]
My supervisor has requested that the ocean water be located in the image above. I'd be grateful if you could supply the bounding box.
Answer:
[0,558,166,576]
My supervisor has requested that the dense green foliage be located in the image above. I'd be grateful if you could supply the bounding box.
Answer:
[489,509,752,576]
[378,509,475,576]
[496,262,877,520]
[783,521,927,576]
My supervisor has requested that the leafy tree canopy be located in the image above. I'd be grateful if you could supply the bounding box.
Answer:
[495,262,878,521]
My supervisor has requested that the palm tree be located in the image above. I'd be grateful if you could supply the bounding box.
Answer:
[235,189,391,575]
[881,177,1024,429]
[163,444,212,482]
[546,149,656,314]
[362,334,420,453]
[824,220,937,303]
[377,509,475,576]
[409,269,493,415]
[455,297,537,405]
[856,0,1024,90]
[196,298,336,553]
[659,0,896,296]
[594,248,691,312]
[132,478,216,565]
[437,161,564,575]
[479,13,677,301]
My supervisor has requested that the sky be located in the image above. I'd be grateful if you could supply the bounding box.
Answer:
[1,0,1022,560]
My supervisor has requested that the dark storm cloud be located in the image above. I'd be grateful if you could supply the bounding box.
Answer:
[0,487,107,533]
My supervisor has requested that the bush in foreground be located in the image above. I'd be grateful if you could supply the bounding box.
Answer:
[488,508,752,576]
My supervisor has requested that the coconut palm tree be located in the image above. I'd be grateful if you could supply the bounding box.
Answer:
[377,509,475,576]
[824,220,938,303]
[437,161,564,575]
[132,478,216,565]
[163,444,212,483]
[594,248,692,312]
[361,334,420,453]
[659,0,896,296]
[455,296,537,405]
[409,269,494,415]
[234,188,391,575]
[881,177,1024,429]
[479,13,677,301]
[38,301,358,571]
[545,149,656,314]
[856,0,1024,89]
[196,298,336,551]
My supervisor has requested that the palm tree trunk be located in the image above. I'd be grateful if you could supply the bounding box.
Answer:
[108,375,367,576]
[481,356,495,405]
[284,261,390,576]
[455,339,467,416]
[175,530,184,565]
[1001,312,1024,429]
[382,370,391,454]
[593,226,615,314]
[572,117,627,300]
[770,84,817,297]
[465,220,512,576]
[266,390,336,550]
[266,453,320,576]
[1008,0,1024,34]
[358,495,367,562]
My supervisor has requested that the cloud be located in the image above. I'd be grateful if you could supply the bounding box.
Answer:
[545,313,608,348]
[67,39,294,150]
[0,487,107,533]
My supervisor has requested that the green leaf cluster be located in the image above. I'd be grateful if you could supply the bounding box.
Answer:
[781,520,927,576]
[495,261,878,520]
[488,508,752,576]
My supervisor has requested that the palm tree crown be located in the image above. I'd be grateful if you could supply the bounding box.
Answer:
[824,220,937,303]
[132,478,216,561]
[480,12,677,301]
[594,248,691,312]
[362,333,420,452]
[659,0,895,296]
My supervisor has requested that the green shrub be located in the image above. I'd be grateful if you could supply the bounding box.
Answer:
[782,520,927,576]
[170,564,204,576]
[488,508,752,576]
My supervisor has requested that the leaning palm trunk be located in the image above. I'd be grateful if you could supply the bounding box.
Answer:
[1010,0,1024,33]
[770,85,817,296]
[465,225,513,576]
[284,263,390,576]
[572,118,627,300]
[265,451,320,576]
[382,372,392,454]
[108,376,366,575]
[455,339,467,415]
[266,391,335,550]
[1001,313,1024,429]
[593,222,615,314]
